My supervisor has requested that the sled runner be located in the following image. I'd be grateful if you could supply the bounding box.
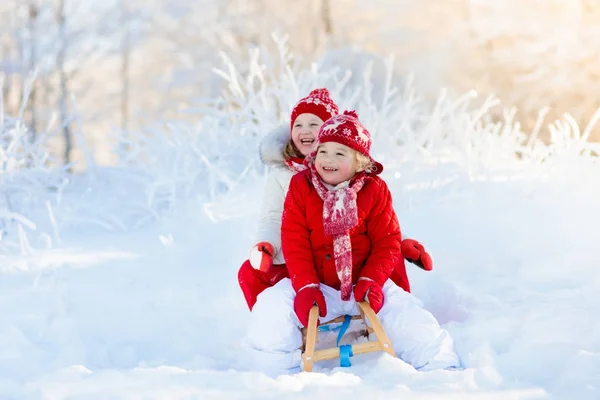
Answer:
[300,301,396,372]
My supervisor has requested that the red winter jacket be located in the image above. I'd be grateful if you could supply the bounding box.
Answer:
[281,170,402,293]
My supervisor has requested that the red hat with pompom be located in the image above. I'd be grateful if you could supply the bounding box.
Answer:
[290,88,339,133]
[316,110,383,174]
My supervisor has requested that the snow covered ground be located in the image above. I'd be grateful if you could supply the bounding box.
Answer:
[1,154,599,399]
[2,57,600,398]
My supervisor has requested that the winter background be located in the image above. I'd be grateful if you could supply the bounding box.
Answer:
[1,1,600,399]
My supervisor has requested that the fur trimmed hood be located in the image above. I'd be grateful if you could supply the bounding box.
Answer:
[259,125,289,166]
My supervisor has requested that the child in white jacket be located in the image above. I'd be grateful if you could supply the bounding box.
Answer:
[238,88,340,310]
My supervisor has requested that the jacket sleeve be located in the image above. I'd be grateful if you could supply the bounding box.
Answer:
[360,179,402,287]
[255,171,286,262]
[281,175,320,292]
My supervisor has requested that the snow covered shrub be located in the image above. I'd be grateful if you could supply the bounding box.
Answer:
[0,90,68,255]
[113,35,599,226]
[112,35,358,224]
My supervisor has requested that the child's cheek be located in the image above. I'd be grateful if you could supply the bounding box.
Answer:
[314,158,322,171]
[338,161,354,177]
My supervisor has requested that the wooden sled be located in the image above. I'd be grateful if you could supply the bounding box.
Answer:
[300,301,396,372]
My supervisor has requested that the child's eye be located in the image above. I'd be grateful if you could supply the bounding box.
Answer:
[336,152,345,156]
[310,123,319,127]
[294,124,302,128]
[318,150,326,154]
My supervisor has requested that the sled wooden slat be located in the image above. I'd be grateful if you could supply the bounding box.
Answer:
[300,301,396,372]
[301,306,319,372]
[356,301,396,358]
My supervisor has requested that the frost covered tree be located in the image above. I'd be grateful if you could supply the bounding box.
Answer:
[4,0,600,170]
[332,0,600,141]
[0,0,138,165]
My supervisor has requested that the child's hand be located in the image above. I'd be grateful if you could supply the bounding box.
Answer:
[401,239,433,271]
[354,279,384,313]
[294,286,327,327]
[249,241,275,272]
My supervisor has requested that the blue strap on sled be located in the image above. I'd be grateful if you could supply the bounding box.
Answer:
[339,344,353,367]
[317,314,354,367]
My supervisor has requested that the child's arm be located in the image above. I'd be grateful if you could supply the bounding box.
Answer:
[255,172,285,261]
[360,179,402,286]
[281,175,320,292]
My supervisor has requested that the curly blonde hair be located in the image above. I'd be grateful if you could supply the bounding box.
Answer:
[356,152,376,173]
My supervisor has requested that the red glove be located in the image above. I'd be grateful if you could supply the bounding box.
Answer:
[249,241,274,273]
[294,286,327,327]
[401,239,433,271]
[353,279,384,314]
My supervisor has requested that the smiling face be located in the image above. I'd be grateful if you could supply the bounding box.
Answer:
[314,141,360,185]
[291,113,324,156]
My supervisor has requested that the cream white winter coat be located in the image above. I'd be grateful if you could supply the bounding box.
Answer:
[255,125,295,265]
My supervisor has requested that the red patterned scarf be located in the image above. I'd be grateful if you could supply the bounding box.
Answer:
[308,162,366,300]
[284,156,307,173]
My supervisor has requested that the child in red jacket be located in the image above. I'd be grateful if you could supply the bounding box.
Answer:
[244,110,460,376]
[238,91,432,311]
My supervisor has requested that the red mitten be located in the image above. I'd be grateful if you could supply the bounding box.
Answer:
[238,260,290,311]
[401,239,433,271]
[238,260,271,311]
[249,241,274,272]
[353,279,385,314]
[294,286,327,327]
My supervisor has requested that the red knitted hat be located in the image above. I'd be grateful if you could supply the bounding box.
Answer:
[290,88,339,133]
[317,110,383,174]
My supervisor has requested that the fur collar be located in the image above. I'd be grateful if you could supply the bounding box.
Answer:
[259,125,289,166]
